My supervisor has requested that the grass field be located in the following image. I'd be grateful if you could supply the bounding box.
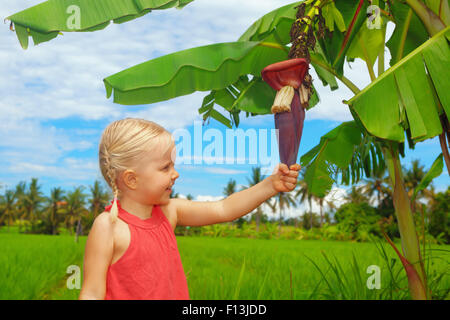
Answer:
[1,231,448,300]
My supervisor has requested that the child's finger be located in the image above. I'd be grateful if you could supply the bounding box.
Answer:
[287,170,299,178]
[279,163,289,174]
[281,176,297,184]
[290,164,301,171]
[284,181,296,190]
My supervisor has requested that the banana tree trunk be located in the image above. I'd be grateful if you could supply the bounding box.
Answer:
[382,141,428,300]
[75,217,82,243]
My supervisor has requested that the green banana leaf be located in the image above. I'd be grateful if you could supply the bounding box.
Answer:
[311,44,339,91]
[411,153,443,204]
[301,121,372,197]
[238,1,339,91]
[239,0,368,82]
[7,0,194,49]
[198,74,320,128]
[386,0,428,66]
[317,0,369,77]
[346,26,450,143]
[237,1,300,45]
[300,121,386,197]
[197,76,276,128]
[346,18,386,68]
[103,41,287,105]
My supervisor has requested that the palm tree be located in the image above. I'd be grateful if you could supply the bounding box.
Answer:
[403,159,427,214]
[89,180,111,219]
[186,194,194,200]
[315,195,336,228]
[14,181,27,220]
[295,168,316,230]
[223,178,237,226]
[0,189,17,231]
[269,190,297,237]
[300,210,320,230]
[344,185,369,205]
[244,167,269,232]
[361,166,390,209]
[44,187,66,235]
[62,186,88,242]
[223,179,237,197]
[21,178,45,229]
[422,185,438,227]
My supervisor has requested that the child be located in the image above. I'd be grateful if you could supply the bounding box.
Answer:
[79,118,301,300]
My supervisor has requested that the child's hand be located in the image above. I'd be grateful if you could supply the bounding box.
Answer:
[270,163,301,193]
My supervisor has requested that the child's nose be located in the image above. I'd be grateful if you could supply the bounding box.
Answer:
[172,169,179,180]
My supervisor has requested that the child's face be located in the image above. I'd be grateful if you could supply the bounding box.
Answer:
[132,139,179,205]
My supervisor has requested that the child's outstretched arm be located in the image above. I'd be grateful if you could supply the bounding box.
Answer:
[174,163,300,227]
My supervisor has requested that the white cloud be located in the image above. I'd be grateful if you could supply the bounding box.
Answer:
[0,118,92,164]
[258,185,350,220]
[194,195,224,202]
[2,1,446,197]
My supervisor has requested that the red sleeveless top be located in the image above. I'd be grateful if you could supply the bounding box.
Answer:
[103,200,189,300]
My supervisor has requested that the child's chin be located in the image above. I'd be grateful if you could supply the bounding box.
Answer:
[159,196,170,204]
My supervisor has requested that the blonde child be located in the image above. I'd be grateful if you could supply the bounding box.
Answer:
[79,118,301,300]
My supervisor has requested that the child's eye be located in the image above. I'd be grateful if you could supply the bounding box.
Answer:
[163,164,171,170]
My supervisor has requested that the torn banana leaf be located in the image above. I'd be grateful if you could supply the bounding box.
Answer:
[237,1,300,45]
[198,75,320,128]
[300,121,362,197]
[386,0,428,66]
[7,0,194,49]
[317,0,369,77]
[300,121,386,197]
[346,26,450,143]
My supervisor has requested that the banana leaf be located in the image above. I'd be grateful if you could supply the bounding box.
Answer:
[198,75,320,128]
[7,0,194,49]
[103,41,287,105]
[237,1,300,45]
[411,153,443,204]
[317,0,369,77]
[300,121,386,197]
[300,121,363,197]
[238,1,339,91]
[386,0,428,66]
[346,17,386,68]
[197,76,276,128]
[346,26,450,143]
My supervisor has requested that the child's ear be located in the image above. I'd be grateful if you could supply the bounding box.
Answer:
[122,169,138,190]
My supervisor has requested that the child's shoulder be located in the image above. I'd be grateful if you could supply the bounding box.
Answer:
[160,199,179,230]
[90,211,115,233]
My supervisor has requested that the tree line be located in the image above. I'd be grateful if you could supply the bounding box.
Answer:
[0,159,448,244]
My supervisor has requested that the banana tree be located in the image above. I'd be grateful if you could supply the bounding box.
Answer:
[7,0,449,299]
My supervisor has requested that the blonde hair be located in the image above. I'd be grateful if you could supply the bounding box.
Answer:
[99,118,173,222]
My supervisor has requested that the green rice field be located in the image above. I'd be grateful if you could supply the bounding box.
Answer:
[0,230,448,300]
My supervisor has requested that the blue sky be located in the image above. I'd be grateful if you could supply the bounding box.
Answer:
[0,0,448,218]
